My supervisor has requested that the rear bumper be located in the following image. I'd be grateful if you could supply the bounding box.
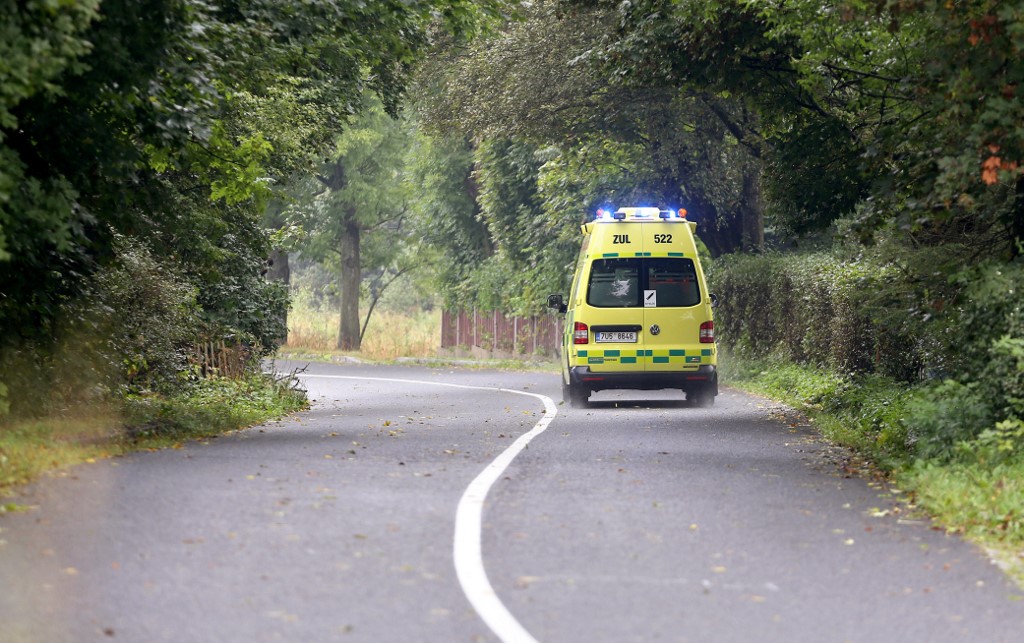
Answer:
[569,365,718,393]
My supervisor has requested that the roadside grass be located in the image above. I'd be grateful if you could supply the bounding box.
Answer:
[283,305,559,372]
[0,373,308,501]
[907,459,1024,580]
[0,412,120,502]
[285,307,440,360]
[720,350,1024,584]
[120,373,308,447]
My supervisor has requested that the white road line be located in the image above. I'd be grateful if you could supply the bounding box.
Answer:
[295,374,557,643]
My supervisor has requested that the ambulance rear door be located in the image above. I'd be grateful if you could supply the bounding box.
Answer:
[640,222,708,373]
[580,222,646,373]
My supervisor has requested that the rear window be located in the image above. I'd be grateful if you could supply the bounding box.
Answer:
[587,258,700,308]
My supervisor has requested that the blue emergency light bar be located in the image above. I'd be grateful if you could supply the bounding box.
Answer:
[595,206,688,220]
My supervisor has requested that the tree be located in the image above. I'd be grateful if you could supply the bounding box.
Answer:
[405,132,494,310]
[0,0,515,414]
[576,0,1024,252]
[287,98,414,350]
[413,0,765,257]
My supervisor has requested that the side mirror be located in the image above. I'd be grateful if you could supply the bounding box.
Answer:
[709,293,720,309]
[547,293,567,314]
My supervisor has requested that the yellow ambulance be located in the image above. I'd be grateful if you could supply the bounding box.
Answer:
[547,207,718,407]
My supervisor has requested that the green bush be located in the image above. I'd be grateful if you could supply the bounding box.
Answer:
[122,372,307,442]
[711,248,1024,461]
[907,380,992,459]
[712,252,916,377]
[0,237,201,418]
[93,237,201,393]
[898,261,1024,461]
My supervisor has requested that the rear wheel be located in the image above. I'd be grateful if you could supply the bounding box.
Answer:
[688,384,715,408]
[563,381,590,408]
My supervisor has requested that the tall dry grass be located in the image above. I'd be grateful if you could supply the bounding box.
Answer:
[285,306,441,360]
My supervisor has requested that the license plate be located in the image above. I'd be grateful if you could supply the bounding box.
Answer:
[595,331,637,343]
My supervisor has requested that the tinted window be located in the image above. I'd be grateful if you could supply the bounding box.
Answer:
[646,258,700,307]
[587,259,640,307]
[587,258,700,308]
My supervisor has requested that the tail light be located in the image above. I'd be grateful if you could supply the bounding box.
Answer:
[573,322,589,344]
[699,321,714,343]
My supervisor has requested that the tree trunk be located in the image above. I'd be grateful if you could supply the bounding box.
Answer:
[741,168,764,252]
[685,189,733,257]
[338,209,362,351]
[266,247,290,344]
[267,248,291,284]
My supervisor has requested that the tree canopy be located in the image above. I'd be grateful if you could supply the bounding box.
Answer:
[0,0,513,414]
[403,0,1024,318]
[576,0,1024,246]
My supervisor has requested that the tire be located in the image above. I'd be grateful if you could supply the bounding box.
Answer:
[688,385,715,408]
[563,381,589,408]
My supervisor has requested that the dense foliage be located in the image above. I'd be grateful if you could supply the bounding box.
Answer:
[409,0,1023,301]
[402,0,1024,464]
[712,245,1024,461]
[0,0,511,417]
[413,0,766,308]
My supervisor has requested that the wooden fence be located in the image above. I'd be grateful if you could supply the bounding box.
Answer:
[440,309,561,358]
[193,340,250,379]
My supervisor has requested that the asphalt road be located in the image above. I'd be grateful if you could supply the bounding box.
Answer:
[2,361,1023,642]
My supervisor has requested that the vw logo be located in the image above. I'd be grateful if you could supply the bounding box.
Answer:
[649,324,661,336]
